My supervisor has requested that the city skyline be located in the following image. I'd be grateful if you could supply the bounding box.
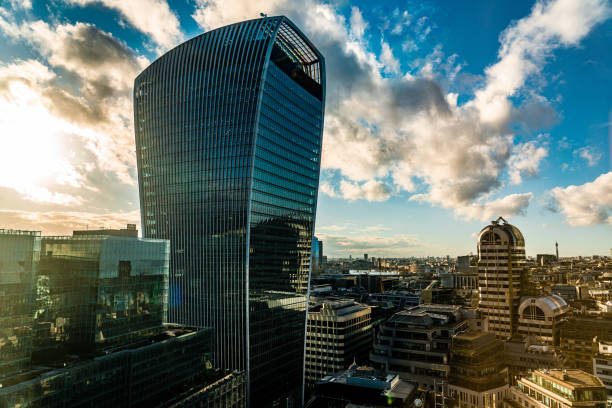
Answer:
[0,0,611,258]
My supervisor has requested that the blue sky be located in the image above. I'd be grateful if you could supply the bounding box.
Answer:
[0,0,610,257]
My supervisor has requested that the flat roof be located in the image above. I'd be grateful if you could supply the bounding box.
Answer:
[535,370,604,389]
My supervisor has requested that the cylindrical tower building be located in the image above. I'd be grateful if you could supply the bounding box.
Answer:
[477,217,526,339]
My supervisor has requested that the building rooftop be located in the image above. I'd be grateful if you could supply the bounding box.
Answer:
[534,369,604,389]
[0,229,41,236]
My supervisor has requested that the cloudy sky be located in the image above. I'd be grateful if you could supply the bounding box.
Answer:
[0,0,611,257]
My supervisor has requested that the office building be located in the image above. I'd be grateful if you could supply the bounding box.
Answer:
[517,296,569,346]
[0,326,219,408]
[559,316,612,373]
[306,363,416,408]
[477,217,527,339]
[505,369,606,408]
[134,16,325,406]
[448,331,509,408]
[593,340,612,401]
[305,299,372,389]
[551,285,578,302]
[0,229,40,381]
[536,254,557,267]
[370,304,469,390]
[35,233,169,353]
[504,336,565,381]
[167,371,247,408]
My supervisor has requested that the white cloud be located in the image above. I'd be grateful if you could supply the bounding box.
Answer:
[508,140,548,184]
[549,172,612,226]
[453,193,533,222]
[65,0,183,51]
[317,232,425,257]
[574,146,602,167]
[0,17,148,186]
[9,0,32,10]
[328,180,391,201]
[349,7,367,39]
[380,41,400,74]
[471,0,611,125]
[186,0,607,222]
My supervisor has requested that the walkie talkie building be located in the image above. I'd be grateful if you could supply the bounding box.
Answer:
[134,16,325,407]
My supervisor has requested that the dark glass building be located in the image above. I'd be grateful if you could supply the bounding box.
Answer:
[134,16,325,406]
[35,234,170,354]
[0,230,40,381]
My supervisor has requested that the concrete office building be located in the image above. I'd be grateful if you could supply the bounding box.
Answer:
[305,299,372,389]
[370,304,469,390]
[134,16,325,406]
[477,217,527,339]
[505,369,606,408]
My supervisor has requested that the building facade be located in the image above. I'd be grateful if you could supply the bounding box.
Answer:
[305,299,372,389]
[370,304,469,390]
[517,296,569,346]
[559,316,612,373]
[593,341,612,401]
[35,234,170,353]
[0,326,218,408]
[448,331,509,408]
[0,230,40,381]
[506,369,607,408]
[134,16,325,406]
[504,336,565,382]
[477,217,527,339]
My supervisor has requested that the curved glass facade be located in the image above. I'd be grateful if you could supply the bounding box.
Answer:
[134,16,325,406]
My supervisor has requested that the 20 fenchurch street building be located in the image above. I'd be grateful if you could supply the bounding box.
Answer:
[133,16,325,407]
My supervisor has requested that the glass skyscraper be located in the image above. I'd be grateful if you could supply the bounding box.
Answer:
[134,16,325,406]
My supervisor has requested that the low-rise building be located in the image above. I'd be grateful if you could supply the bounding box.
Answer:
[505,369,606,408]
[370,304,469,390]
[305,299,372,389]
[448,331,509,408]
[306,363,416,408]
[504,336,565,382]
[167,371,247,408]
[559,316,612,373]
[0,326,219,408]
[593,340,612,402]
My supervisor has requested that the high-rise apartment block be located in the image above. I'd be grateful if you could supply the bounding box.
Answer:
[134,16,325,406]
[305,299,372,389]
[477,217,526,339]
